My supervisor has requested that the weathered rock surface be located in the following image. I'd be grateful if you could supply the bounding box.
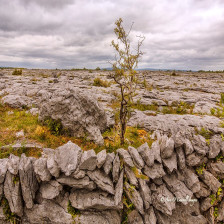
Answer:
[0,159,8,183]
[47,153,60,178]
[4,171,23,217]
[87,169,114,194]
[127,210,144,224]
[55,141,82,176]
[160,135,175,159]
[79,149,97,171]
[25,199,73,224]
[151,184,175,216]
[112,153,120,183]
[2,94,31,109]
[33,157,52,182]
[144,207,157,224]
[103,152,115,175]
[137,142,155,166]
[162,152,177,173]
[19,154,38,209]
[96,149,107,168]
[69,190,120,210]
[57,174,96,190]
[38,88,108,145]
[117,148,134,167]
[114,170,123,206]
[124,182,144,215]
[144,163,165,179]
[139,179,151,209]
[7,154,20,175]
[39,180,63,199]
[124,165,138,187]
[208,135,222,158]
[128,146,144,169]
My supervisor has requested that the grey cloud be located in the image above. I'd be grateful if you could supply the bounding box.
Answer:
[0,0,223,70]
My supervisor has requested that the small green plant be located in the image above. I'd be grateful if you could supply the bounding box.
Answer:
[1,197,21,223]
[93,77,111,87]
[122,192,135,224]
[210,108,216,115]
[131,167,149,180]
[196,127,213,140]
[95,67,101,70]
[196,163,205,175]
[213,207,219,218]
[67,201,80,222]
[44,118,63,136]
[12,69,22,76]
[12,175,19,184]
[220,93,224,105]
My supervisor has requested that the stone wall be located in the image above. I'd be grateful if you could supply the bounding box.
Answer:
[0,132,224,224]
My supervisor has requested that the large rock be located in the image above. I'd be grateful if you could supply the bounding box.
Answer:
[87,169,114,194]
[191,135,209,156]
[39,180,63,200]
[47,153,60,178]
[176,146,186,170]
[124,182,144,215]
[112,153,120,183]
[199,170,222,193]
[33,157,52,182]
[137,142,155,167]
[144,207,157,224]
[151,184,175,216]
[127,210,144,224]
[117,148,134,167]
[128,146,144,169]
[19,154,38,209]
[163,174,193,205]
[7,154,20,175]
[103,152,115,175]
[57,174,96,190]
[217,199,224,222]
[79,149,97,171]
[160,135,175,159]
[114,170,124,206]
[2,94,31,109]
[38,88,108,145]
[139,179,151,210]
[162,153,177,173]
[96,149,107,168]
[183,138,194,155]
[143,163,165,179]
[0,159,8,183]
[124,165,138,187]
[74,210,121,224]
[55,141,82,176]
[25,199,73,224]
[208,135,222,159]
[4,171,23,217]
[69,190,120,210]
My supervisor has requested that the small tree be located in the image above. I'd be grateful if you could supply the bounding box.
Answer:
[110,18,145,145]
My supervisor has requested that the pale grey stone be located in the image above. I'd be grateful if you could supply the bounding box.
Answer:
[143,163,165,179]
[160,135,175,159]
[184,138,194,155]
[127,210,144,224]
[97,149,107,168]
[0,159,8,184]
[57,174,96,190]
[55,141,82,176]
[47,153,60,178]
[114,170,124,206]
[176,146,186,170]
[33,157,52,182]
[39,180,63,200]
[201,197,213,212]
[195,181,211,198]
[124,182,144,215]
[139,179,151,210]
[162,152,177,173]
[4,171,23,217]
[191,135,209,156]
[124,165,138,188]
[128,146,144,169]
[19,154,38,209]
[103,152,115,175]
[87,169,114,194]
[7,154,20,175]
[117,148,134,167]
[72,169,86,179]
[209,135,222,159]
[112,153,120,183]
[137,142,155,167]
[144,207,157,224]
[79,149,97,171]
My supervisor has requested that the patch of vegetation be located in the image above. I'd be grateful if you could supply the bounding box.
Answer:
[196,163,206,175]
[131,167,149,180]
[1,197,21,223]
[93,77,111,87]
[67,201,80,223]
[221,93,224,105]
[95,67,101,71]
[12,69,22,76]
[210,187,223,206]
[121,192,135,224]
[43,118,63,136]
[195,127,213,140]
[132,100,158,112]
[162,101,194,115]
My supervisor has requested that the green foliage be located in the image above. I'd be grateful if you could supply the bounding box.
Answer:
[131,167,149,180]
[44,118,63,136]
[220,93,224,105]
[196,163,205,175]
[210,187,222,206]
[132,100,158,112]
[12,175,20,184]
[1,197,21,223]
[12,69,22,76]
[67,201,80,222]
[95,67,101,70]
[93,77,111,87]
[195,127,213,140]
[171,70,177,76]
[110,18,145,145]
[121,192,135,224]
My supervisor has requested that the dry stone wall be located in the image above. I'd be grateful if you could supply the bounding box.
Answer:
[0,132,224,224]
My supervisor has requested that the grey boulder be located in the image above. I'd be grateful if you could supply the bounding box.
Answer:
[79,149,97,171]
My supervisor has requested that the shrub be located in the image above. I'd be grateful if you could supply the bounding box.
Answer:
[12,69,22,76]
[93,77,110,87]
[220,93,224,105]
[95,67,101,70]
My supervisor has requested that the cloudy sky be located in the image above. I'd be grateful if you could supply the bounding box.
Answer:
[0,0,224,70]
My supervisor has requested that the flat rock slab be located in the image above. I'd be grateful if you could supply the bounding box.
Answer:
[87,169,114,194]
[79,149,97,171]
[143,163,165,179]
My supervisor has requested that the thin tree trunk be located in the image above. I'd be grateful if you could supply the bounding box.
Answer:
[120,100,127,145]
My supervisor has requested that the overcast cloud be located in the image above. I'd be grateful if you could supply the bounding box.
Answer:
[0,0,224,70]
